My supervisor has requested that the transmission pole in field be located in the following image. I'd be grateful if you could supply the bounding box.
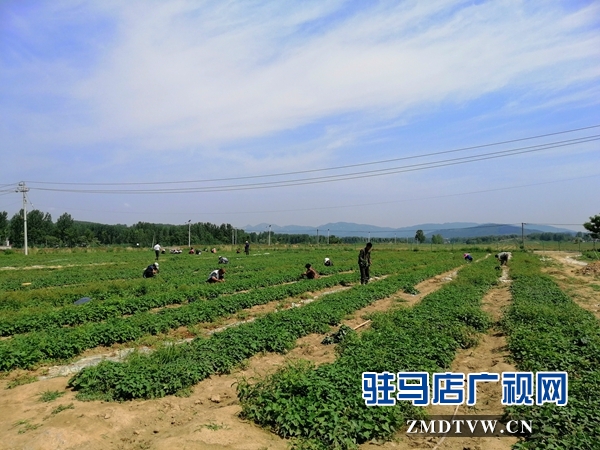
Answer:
[521,223,526,249]
[316,228,319,245]
[327,229,330,245]
[17,182,29,255]
[268,225,271,246]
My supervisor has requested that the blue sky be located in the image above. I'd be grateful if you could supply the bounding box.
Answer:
[1,0,599,231]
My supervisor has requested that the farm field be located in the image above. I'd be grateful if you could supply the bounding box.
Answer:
[0,248,598,449]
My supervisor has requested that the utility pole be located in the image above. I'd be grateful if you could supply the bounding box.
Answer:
[17,182,29,255]
[327,229,330,245]
[316,228,319,245]
[268,225,271,246]
[521,223,526,249]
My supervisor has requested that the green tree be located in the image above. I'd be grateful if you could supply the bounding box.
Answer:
[55,213,75,246]
[0,211,8,243]
[9,211,24,247]
[415,229,426,244]
[583,214,600,239]
[583,213,600,249]
[431,234,444,244]
[26,210,53,246]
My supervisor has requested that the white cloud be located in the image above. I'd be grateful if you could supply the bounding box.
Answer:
[1,0,599,227]
[4,0,597,154]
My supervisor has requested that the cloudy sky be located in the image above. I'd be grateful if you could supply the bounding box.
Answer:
[1,0,599,231]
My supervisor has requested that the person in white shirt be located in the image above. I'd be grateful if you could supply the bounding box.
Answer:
[495,252,512,266]
[153,243,162,260]
[207,268,226,283]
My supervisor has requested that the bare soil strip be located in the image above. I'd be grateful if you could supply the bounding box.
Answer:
[36,282,357,379]
[0,268,462,450]
[538,251,600,320]
[359,267,518,450]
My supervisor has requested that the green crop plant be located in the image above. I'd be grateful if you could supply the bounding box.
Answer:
[501,254,600,449]
[237,258,498,449]
[68,255,464,401]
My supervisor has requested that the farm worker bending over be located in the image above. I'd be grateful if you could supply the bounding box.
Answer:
[218,256,229,264]
[207,268,226,283]
[463,253,473,262]
[495,252,512,266]
[153,243,162,260]
[301,263,320,279]
[358,242,373,285]
[143,262,159,278]
[324,257,333,266]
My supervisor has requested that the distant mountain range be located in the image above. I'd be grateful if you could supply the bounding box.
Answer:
[242,222,576,239]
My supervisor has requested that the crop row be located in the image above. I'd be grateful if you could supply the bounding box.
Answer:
[235,256,499,449]
[67,256,465,401]
[0,251,359,311]
[0,270,363,372]
[501,255,600,449]
[0,264,356,336]
[0,248,356,292]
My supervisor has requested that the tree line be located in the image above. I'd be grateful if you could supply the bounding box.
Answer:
[0,210,254,248]
[1,210,597,249]
[0,209,348,248]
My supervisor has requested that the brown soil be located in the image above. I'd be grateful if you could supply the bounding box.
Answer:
[538,252,600,320]
[0,264,515,450]
[575,261,600,276]
[359,267,518,450]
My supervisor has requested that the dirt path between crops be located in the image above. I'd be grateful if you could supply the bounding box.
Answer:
[360,266,518,450]
[0,265,465,450]
[536,251,600,320]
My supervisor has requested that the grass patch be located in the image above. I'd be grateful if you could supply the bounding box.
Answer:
[174,387,193,398]
[6,374,37,389]
[196,421,228,431]
[50,403,74,415]
[38,390,65,402]
[12,419,42,434]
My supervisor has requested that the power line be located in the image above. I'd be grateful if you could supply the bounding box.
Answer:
[24,123,600,187]
[28,173,599,217]
[29,135,600,194]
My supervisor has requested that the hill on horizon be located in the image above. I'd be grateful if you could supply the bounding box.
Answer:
[242,221,577,239]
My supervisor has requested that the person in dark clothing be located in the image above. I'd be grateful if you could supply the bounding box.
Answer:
[244,241,250,255]
[463,253,473,263]
[301,263,319,279]
[143,262,159,278]
[358,242,372,284]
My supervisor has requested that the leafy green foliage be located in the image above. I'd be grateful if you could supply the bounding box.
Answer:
[38,390,65,402]
[68,254,465,401]
[237,258,498,449]
[502,254,600,449]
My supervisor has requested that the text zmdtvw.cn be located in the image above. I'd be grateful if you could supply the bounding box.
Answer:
[362,372,568,407]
